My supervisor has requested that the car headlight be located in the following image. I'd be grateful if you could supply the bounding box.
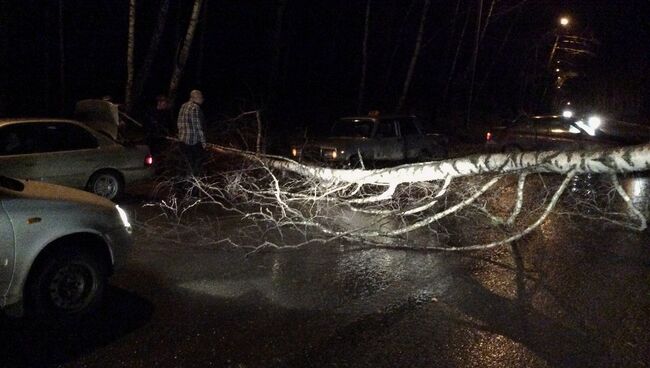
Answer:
[322,148,338,159]
[115,205,131,229]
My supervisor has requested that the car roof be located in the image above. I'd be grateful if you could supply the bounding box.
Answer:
[0,118,85,127]
[339,115,417,122]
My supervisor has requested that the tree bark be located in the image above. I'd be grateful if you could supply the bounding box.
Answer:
[268,0,287,103]
[357,0,371,115]
[465,0,484,127]
[396,0,430,112]
[58,0,65,114]
[168,0,204,105]
[131,0,171,111]
[125,0,136,110]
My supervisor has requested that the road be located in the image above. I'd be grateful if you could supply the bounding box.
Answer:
[2,175,650,368]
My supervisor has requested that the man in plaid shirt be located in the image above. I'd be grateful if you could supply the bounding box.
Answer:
[177,89,206,176]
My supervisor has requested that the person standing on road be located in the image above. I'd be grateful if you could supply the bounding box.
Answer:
[145,94,173,157]
[177,89,207,176]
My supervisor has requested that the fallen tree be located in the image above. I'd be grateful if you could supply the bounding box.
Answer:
[146,142,649,253]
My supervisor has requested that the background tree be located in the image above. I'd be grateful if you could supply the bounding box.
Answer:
[130,0,172,112]
[124,0,136,111]
[168,0,204,105]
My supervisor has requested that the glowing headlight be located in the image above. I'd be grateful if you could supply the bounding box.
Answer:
[322,149,338,159]
[562,110,573,118]
[575,120,596,136]
[115,205,131,229]
[587,116,602,129]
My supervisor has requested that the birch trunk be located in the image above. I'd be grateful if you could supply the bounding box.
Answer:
[131,0,171,111]
[357,0,371,115]
[268,0,287,101]
[396,0,430,112]
[465,0,484,127]
[168,0,204,105]
[58,0,65,114]
[125,0,136,110]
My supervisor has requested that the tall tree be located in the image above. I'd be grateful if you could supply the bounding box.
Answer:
[131,0,172,111]
[58,0,65,114]
[268,0,287,103]
[168,0,204,105]
[466,0,484,126]
[357,0,371,114]
[125,0,136,110]
[396,0,430,112]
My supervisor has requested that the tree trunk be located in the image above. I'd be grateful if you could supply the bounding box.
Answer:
[357,0,371,115]
[442,1,471,109]
[396,0,430,112]
[131,0,171,111]
[168,0,204,105]
[58,0,65,114]
[196,0,208,85]
[125,0,136,110]
[268,0,287,103]
[465,0,484,128]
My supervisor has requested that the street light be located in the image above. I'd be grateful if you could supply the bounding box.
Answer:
[548,16,571,67]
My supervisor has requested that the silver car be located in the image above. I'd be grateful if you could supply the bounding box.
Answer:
[0,176,132,318]
[0,100,153,200]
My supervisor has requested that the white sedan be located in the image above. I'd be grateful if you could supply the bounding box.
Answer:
[0,100,153,200]
[0,176,132,318]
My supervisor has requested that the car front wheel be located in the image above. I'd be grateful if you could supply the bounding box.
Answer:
[25,247,107,318]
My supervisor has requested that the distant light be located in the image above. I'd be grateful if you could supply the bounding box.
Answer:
[556,68,560,72]
[144,154,153,166]
[562,110,574,118]
[291,148,298,157]
[560,17,570,26]
[486,131,492,141]
[566,102,571,105]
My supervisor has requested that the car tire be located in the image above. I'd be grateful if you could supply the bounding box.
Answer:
[88,170,123,200]
[25,247,107,319]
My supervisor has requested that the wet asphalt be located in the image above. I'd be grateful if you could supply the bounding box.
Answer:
[2,176,650,368]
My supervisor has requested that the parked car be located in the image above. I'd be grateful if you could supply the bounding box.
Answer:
[291,115,448,166]
[0,100,153,200]
[0,176,132,318]
[485,114,650,152]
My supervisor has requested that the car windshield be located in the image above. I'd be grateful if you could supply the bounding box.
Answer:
[331,119,373,137]
[0,176,25,192]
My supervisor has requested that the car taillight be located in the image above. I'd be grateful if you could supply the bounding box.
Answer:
[144,154,153,166]
[486,131,492,141]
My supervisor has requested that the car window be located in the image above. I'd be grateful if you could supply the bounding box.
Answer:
[376,121,397,138]
[399,118,419,136]
[0,124,38,155]
[38,123,98,152]
[331,119,373,137]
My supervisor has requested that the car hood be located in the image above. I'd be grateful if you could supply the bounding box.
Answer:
[305,137,369,147]
[74,99,120,140]
[5,178,115,210]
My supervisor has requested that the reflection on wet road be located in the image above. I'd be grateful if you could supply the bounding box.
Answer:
[2,174,649,367]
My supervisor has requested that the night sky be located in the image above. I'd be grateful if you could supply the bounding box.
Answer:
[1,0,649,138]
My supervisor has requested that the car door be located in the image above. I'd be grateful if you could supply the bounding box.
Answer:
[35,122,103,188]
[400,118,424,159]
[0,123,42,180]
[0,192,15,300]
[373,120,404,160]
